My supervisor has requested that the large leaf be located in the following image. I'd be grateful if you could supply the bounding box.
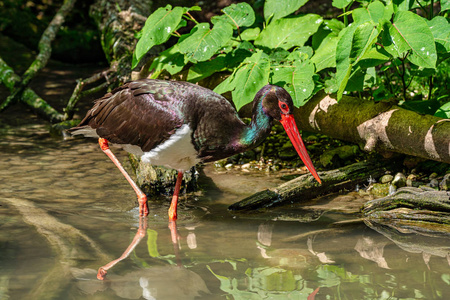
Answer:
[350,22,380,65]
[149,44,186,77]
[271,60,315,106]
[383,11,437,68]
[255,14,322,50]
[214,51,270,111]
[352,1,392,24]
[434,101,450,119]
[187,55,227,82]
[442,0,450,11]
[232,51,271,111]
[311,35,339,71]
[335,25,358,100]
[428,17,450,53]
[178,21,233,62]
[214,2,255,29]
[264,0,308,23]
[133,5,184,68]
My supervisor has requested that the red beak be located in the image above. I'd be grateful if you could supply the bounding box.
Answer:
[280,114,321,184]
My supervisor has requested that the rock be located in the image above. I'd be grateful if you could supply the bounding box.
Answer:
[439,173,450,190]
[429,179,439,188]
[225,163,233,170]
[406,174,417,187]
[370,183,390,197]
[429,172,438,179]
[392,172,407,188]
[241,163,251,170]
[380,174,393,184]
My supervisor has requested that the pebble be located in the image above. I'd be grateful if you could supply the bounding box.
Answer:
[429,179,439,188]
[406,174,417,187]
[392,172,407,188]
[380,174,393,184]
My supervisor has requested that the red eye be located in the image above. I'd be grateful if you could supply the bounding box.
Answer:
[278,101,289,113]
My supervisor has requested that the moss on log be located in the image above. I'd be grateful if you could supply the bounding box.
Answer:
[363,187,450,228]
[229,160,395,211]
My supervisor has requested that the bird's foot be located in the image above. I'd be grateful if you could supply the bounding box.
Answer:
[97,267,107,280]
[138,195,149,216]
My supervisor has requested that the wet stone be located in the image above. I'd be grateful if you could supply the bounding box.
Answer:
[429,179,439,188]
[380,174,393,184]
[392,172,407,188]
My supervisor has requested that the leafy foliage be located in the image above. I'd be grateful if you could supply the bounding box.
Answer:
[133,0,450,116]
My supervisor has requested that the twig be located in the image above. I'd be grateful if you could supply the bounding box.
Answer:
[64,68,114,120]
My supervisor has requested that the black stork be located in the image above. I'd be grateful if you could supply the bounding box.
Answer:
[70,79,321,220]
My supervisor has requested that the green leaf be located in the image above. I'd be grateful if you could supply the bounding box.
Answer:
[255,14,323,50]
[271,60,315,106]
[350,22,380,65]
[428,17,450,53]
[384,11,437,68]
[442,0,450,11]
[435,101,450,118]
[220,2,255,28]
[182,6,201,13]
[213,71,237,95]
[353,1,390,24]
[187,55,227,82]
[357,45,391,68]
[241,27,261,41]
[178,21,233,62]
[264,0,308,23]
[312,19,344,49]
[133,5,184,68]
[311,35,339,71]
[393,0,415,12]
[335,25,358,100]
[346,66,377,91]
[149,44,186,76]
[227,51,271,111]
[332,0,352,9]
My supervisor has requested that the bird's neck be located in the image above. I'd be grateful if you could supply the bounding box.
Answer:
[238,103,273,150]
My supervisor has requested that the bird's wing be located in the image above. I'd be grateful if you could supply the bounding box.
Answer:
[71,80,184,152]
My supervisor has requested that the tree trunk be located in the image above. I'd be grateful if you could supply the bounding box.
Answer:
[291,91,450,164]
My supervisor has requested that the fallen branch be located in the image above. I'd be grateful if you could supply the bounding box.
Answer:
[2,0,77,110]
[363,187,450,228]
[229,160,394,211]
[0,57,64,122]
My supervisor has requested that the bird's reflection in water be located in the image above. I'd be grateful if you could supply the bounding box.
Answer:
[87,218,210,300]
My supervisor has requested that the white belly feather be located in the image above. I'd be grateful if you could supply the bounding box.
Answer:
[141,124,200,171]
[71,124,200,171]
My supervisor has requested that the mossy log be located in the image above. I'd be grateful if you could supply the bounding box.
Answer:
[363,187,450,229]
[229,160,394,211]
[292,92,450,164]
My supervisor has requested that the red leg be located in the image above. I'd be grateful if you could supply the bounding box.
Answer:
[168,171,183,221]
[98,138,148,216]
[97,217,148,280]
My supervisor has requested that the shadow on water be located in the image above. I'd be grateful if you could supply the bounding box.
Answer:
[1,120,450,299]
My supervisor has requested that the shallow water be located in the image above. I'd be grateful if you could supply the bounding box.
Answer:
[1,121,449,300]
